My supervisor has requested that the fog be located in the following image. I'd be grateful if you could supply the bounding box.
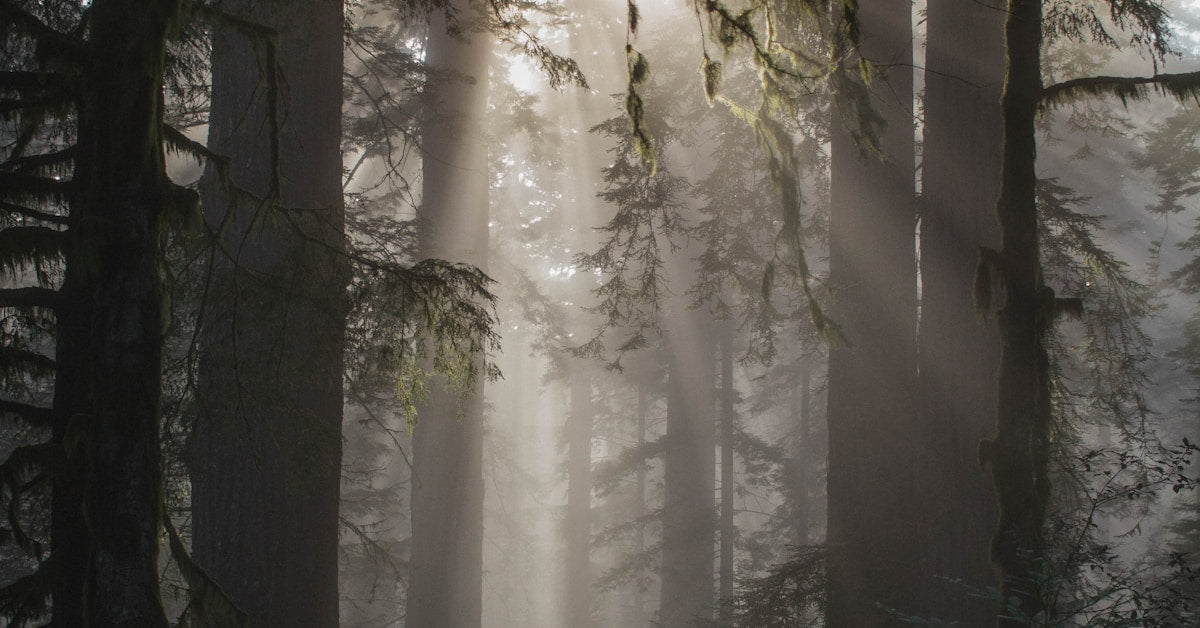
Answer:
[2,0,1200,626]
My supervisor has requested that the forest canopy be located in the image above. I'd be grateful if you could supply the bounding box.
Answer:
[0,0,1199,626]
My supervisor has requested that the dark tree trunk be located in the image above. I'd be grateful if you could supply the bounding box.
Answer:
[191,0,346,624]
[564,374,594,626]
[659,291,716,627]
[407,5,491,626]
[825,0,919,624]
[917,0,1005,622]
[51,0,177,624]
[793,366,811,548]
[718,321,735,624]
[990,1,1052,623]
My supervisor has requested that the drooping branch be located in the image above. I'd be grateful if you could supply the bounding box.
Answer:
[0,173,72,201]
[0,399,54,427]
[164,517,249,626]
[0,71,72,94]
[0,287,61,310]
[0,96,72,117]
[163,124,226,170]
[1041,70,1200,108]
[0,443,59,560]
[0,148,75,175]
[0,201,68,225]
[0,347,55,378]
[185,3,285,200]
[0,562,51,626]
[0,226,66,275]
[0,0,82,53]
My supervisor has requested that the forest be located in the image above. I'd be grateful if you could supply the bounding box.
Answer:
[1,0,1200,626]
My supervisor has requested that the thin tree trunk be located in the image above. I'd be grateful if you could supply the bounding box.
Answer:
[51,0,177,623]
[633,384,648,625]
[718,321,735,624]
[407,4,492,626]
[564,374,594,626]
[191,0,346,624]
[918,0,1005,622]
[794,365,811,548]
[825,0,919,624]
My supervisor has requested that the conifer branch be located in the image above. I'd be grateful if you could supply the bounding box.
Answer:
[0,96,70,116]
[163,124,221,167]
[0,443,59,560]
[0,148,74,174]
[0,71,71,93]
[0,347,56,377]
[1041,70,1200,108]
[0,0,81,53]
[0,173,71,200]
[0,562,51,626]
[0,201,68,225]
[0,226,66,276]
[164,516,249,626]
[0,399,54,427]
[0,287,60,310]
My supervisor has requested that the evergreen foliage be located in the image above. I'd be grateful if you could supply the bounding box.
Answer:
[4,0,1200,624]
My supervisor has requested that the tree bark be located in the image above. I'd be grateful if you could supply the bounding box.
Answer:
[990,1,1052,623]
[407,4,492,626]
[917,0,1005,622]
[825,0,920,624]
[633,383,648,625]
[793,365,811,548]
[191,0,346,624]
[658,285,716,627]
[718,320,735,624]
[52,0,178,624]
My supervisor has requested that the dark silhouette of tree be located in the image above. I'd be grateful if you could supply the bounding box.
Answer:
[190,0,347,624]
[0,0,203,623]
[981,1,1200,622]
[915,0,1004,622]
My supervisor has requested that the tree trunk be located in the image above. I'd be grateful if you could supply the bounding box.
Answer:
[793,365,811,548]
[407,5,492,626]
[633,383,648,625]
[825,0,919,624]
[916,0,1004,623]
[990,1,1052,623]
[718,321,735,624]
[51,0,178,624]
[658,289,716,627]
[191,0,346,624]
[564,373,594,626]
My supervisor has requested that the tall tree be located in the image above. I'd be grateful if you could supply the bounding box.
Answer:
[982,1,1199,622]
[658,269,716,627]
[824,0,920,624]
[190,0,347,623]
[916,0,1004,622]
[564,372,594,626]
[717,321,735,624]
[49,0,193,622]
[406,3,493,625]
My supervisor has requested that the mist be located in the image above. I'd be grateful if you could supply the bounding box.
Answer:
[1,0,1199,626]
